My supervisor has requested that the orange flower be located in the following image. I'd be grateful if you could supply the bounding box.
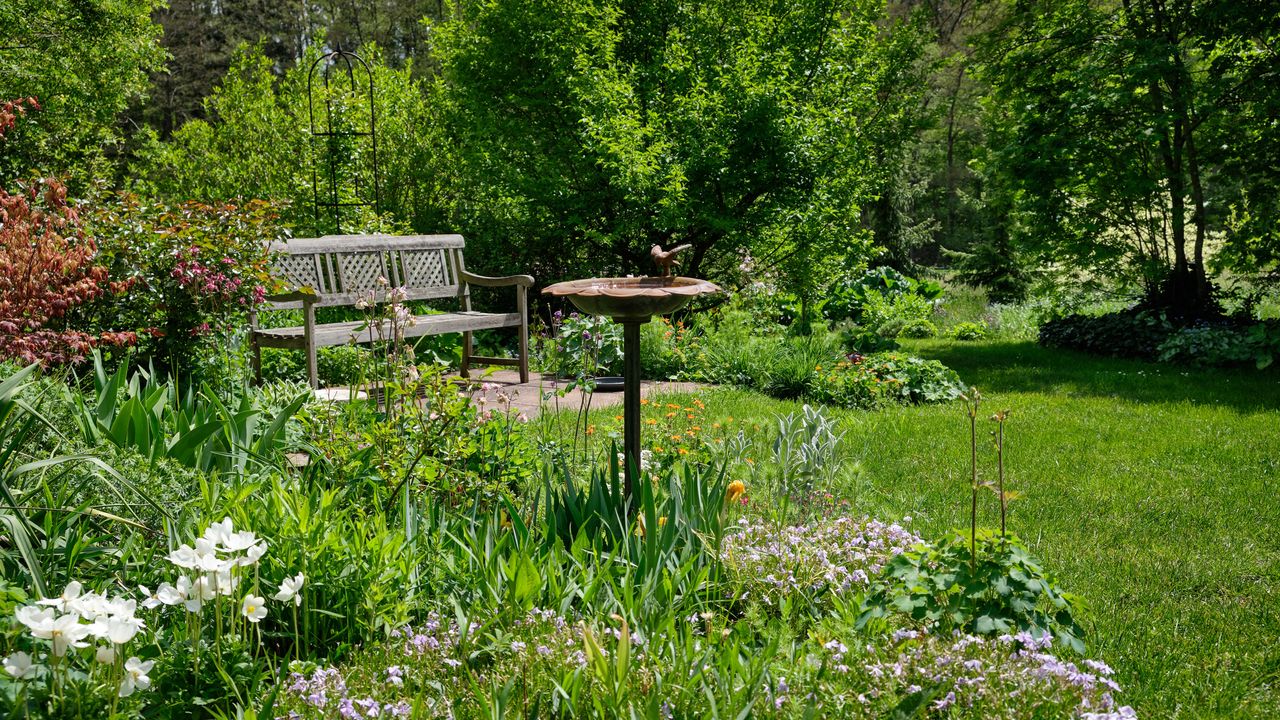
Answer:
[645,418,658,425]
[586,425,596,436]
[665,411,677,418]
[641,398,649,406]
[686,413,695,420]
[678,447,689,455]
[726,480,746,504]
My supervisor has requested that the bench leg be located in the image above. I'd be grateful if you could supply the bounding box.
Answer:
[304,302,319,389]
[250,336,263,386]
[517,288,530,384]
[461,331,473,379]
[306,342,319,389]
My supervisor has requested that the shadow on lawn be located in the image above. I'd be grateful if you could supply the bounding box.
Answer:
[909,340,1280,414]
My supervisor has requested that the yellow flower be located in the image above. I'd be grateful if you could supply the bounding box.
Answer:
[657,516,667,528]
[726,480,746,504]
[645,418,658,425]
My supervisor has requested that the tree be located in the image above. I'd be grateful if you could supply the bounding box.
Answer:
[0,0,164,184]
[429,0,929,295]
[978,0,1280,317]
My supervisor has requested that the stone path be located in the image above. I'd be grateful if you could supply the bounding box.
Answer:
[453,369,704,418]
[314,370,704,419]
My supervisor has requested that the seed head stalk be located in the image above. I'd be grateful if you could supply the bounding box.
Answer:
[966,388,980,570]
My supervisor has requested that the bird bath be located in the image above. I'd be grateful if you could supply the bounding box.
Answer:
[543,275,721,496]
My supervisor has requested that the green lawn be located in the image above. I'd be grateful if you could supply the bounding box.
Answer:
[638,340,1280,718]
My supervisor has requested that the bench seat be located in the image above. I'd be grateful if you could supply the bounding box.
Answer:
[253,311,523,348]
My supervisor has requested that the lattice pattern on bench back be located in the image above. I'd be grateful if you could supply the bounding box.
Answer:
[267,235,466,308]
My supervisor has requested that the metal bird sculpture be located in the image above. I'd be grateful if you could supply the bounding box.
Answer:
[650,243,692,278]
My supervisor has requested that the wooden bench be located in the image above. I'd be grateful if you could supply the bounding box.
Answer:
[250,234,532,388]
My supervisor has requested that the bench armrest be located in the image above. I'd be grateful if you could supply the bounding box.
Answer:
[459,270,534,288]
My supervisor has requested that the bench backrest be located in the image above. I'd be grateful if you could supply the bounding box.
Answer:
[268,234,469,309]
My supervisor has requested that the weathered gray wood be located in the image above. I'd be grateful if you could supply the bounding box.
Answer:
[459,270,535,288]
[256,311,521,345]
[272,234,465,254]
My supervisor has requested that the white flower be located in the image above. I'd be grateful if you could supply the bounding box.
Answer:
[202,517,235,546]
[96,645,116,664]
[215,568,240,596]
[167,544,200,569]
[37,581,82,612]
[46,614,91,656]
[241,595,267,623]
[106,616,142,645]
[222,529,259,552]
[118,657,154,697]
[238,542,267,567]
[4,651,35,679]
[272,573,305,606]
[175,576,203,612]
[155,582,184,607]
[15,605,55,633]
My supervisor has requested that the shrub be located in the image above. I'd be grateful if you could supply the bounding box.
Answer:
[0,178,135,366]
[1156,320,1280,368]
[1040,309,1280,368]
[540,311,623,377]
[823,266,944,324]
[860,288,937,338]
[808,352,964,408]
[859,532,1087,652]
[948,320,989,341]
[83,194,280,384]
[639,317,699,380]
[1038,309,1174,359]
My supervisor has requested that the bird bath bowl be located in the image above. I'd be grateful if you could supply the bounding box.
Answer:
[543,275,721,496]
[542,276,721,321]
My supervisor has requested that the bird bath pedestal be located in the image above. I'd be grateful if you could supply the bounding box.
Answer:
[543,276,720,496]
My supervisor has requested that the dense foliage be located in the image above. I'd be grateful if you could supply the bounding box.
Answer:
[1040,310,1280,368]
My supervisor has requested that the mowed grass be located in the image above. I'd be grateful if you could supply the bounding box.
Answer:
[601,339,1280,718]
